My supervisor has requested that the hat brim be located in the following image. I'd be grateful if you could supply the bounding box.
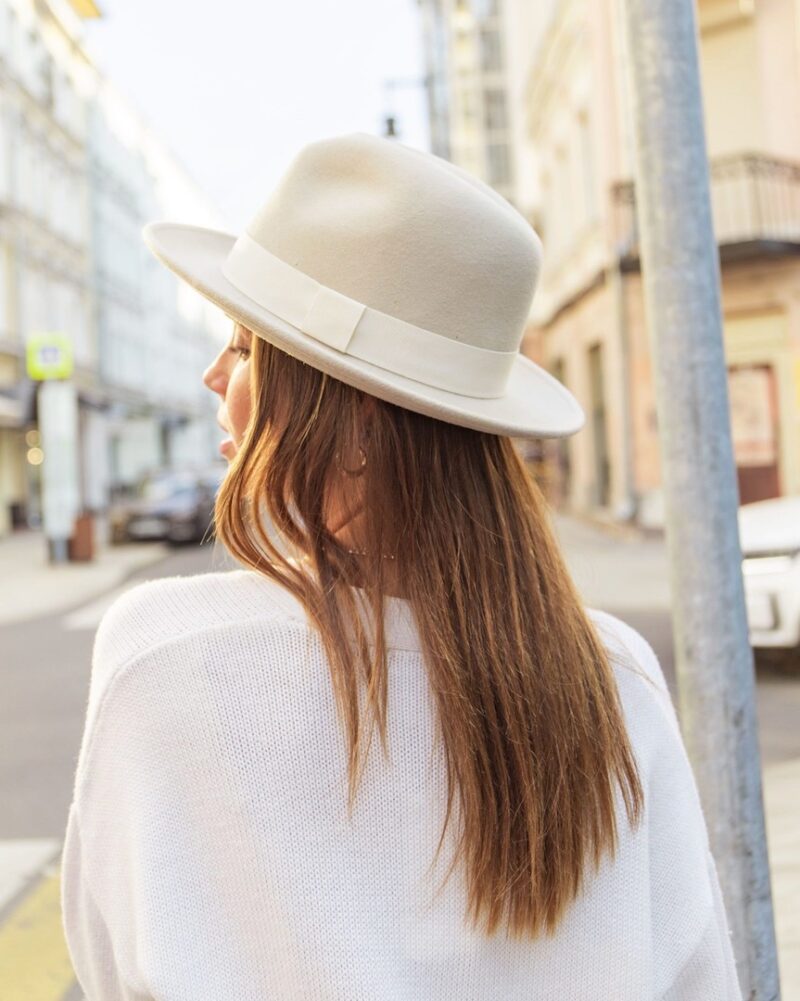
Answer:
[143,221,585,438]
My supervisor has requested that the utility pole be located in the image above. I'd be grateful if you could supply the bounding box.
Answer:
[619,0,780,997]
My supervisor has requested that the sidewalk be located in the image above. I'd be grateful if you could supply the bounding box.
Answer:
[551,512,671,611]
[0,522,169,626]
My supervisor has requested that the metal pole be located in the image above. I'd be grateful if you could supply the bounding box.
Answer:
[618,0,780,997]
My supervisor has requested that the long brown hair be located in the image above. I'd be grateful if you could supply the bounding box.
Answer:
[214,325,645,940]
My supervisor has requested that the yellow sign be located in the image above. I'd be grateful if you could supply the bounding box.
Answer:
[67,0,102,18]
[26,333,73,381]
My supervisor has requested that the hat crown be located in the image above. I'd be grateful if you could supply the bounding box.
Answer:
[243,132,542,354]
[141,130,585,436]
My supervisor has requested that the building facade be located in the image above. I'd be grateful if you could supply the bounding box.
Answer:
[510,0,800,527]
[0,0,227,538]
[418,0,800,527]
[0,0,95,534]
[87,76,227,500]
[417,0,518,206]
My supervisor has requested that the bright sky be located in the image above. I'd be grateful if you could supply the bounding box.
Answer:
[82,0,430,231]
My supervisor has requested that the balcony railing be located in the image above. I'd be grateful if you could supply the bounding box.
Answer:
[612,153,800,264]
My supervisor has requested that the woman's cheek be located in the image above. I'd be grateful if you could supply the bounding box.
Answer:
[227,364,252,444]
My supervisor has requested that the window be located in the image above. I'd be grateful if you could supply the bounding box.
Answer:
[554,145,573,252]
[0,2,10,59]
[460,89,478,124]
[473,0,499,20]
[483,88,507,131]
[578,111,597,222]
[550,357,572,501]
[0,242,8,335]
[487,143,511,186]
[20,264,48,336]
[39,51,53,109]
[0,100,7,202]
[454,28,475,71]
[588,343,610,507]
[479,27,503,72]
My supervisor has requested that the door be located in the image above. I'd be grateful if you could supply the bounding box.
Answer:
[728,363,781,504]
[588,343,610,508]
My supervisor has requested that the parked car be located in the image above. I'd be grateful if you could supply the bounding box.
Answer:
[739,496,800,659]
[109,465,227,546]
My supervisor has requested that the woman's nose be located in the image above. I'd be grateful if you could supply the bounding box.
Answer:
[203,357,228,396]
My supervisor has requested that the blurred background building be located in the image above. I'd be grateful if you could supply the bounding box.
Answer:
[416,0,518,207]
[0,0,226,538]
[418,0,800,529]
[3,0,797,541]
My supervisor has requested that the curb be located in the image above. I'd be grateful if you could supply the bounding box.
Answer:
[0,534,171,626]
[555,507,665,543]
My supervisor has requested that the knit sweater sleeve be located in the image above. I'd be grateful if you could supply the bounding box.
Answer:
[60,582,172,1001]
[60,574,296,1001]
[659,847,743,1001]
[593,613,744,1001]
[61,802,154,1001]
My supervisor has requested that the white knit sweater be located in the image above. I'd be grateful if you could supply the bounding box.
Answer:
[61,569,742,1001]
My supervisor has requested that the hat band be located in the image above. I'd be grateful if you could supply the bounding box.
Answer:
[221,232,518,399]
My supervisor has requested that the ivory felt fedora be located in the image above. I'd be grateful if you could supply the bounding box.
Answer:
[142,131,585,438]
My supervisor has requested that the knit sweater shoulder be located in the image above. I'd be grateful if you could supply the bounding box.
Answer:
[61,569,742,1001]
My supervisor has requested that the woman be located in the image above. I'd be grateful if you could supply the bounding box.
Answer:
[61,132,742,999]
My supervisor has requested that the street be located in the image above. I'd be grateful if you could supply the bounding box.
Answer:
[0,518,798,998]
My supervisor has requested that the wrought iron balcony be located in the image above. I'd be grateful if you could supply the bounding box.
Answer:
[612,153,800,267]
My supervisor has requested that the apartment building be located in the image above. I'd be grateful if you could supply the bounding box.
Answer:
[418,0,800,526]
[417,0,518,206]
[87,76,227,498]
[0,0,226,537]
[0,0,95,534]
[509,0,800,527]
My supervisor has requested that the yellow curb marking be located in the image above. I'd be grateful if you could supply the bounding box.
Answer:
[0,863,77,1001]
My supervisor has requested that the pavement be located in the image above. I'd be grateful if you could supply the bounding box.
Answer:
[0,518,169,626]
[0,513,796,996]
[551,511,672,610]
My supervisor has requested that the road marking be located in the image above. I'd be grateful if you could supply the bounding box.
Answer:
[0,839,60,912]
[61,584,134,631]
[0,857,77,1001]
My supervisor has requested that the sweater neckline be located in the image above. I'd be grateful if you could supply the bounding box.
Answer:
[239,570,422,652]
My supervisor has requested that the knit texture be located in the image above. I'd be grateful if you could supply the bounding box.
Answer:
[61,569,743,1001]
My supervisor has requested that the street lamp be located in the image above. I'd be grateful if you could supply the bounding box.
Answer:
[382,74,432,142]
